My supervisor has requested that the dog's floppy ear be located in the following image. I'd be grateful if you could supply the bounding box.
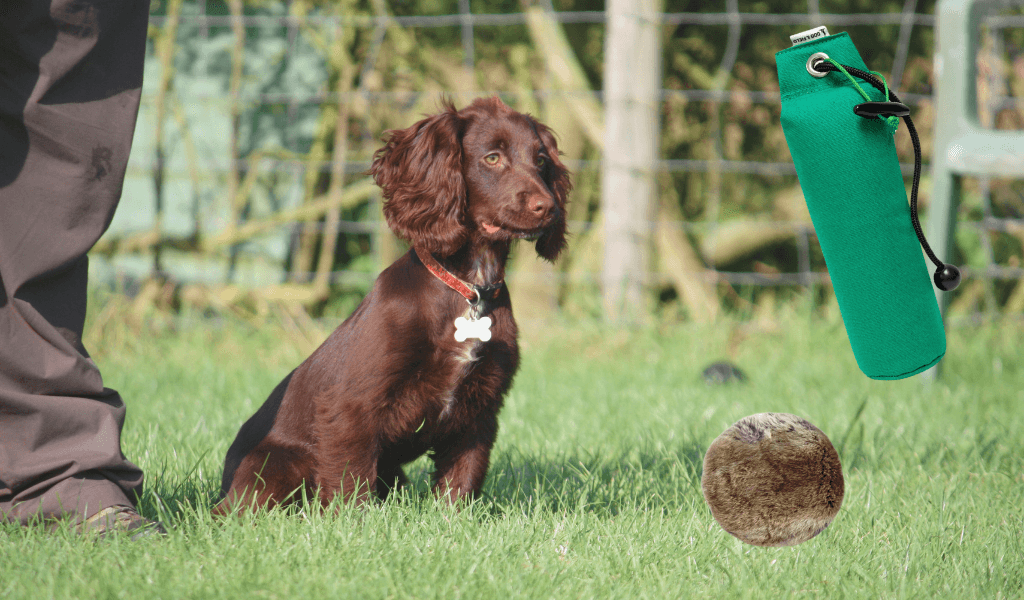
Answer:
[370,101,467,257]
[533,123,572,262]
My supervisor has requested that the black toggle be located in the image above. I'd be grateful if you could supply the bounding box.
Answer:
[933,264,961,292]
[853,101,910,118]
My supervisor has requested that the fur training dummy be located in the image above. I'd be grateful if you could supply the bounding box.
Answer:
[702,413,844,547]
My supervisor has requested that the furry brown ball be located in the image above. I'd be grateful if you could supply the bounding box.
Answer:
[701,413,844,547]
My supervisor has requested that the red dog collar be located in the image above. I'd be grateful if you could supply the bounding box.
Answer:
[414,247,503,306]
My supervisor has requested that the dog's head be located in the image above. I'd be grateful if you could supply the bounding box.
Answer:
[369,96,571,261]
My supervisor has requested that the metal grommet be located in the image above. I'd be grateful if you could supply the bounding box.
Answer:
[806,52,830,78]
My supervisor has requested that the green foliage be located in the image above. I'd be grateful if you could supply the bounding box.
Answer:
[113,0,1024,316]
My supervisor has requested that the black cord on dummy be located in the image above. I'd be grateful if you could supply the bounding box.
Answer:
[810,59,961,291]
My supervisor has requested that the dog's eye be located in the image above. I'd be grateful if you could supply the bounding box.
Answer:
[536,156,546,168]
[484,153,500,165]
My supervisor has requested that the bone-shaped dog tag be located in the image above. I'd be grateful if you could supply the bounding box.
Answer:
[454,316,491,342]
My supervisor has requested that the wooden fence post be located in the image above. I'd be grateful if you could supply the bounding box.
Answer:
[601,0,663,323]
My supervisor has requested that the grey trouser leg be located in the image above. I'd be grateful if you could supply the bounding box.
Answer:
[0,0,150,525]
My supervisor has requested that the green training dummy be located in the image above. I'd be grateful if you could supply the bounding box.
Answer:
[776,29,960,380]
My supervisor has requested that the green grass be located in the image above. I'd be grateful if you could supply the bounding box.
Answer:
[2,299,1022,599]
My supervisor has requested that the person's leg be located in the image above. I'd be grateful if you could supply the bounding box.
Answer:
[0,0,151,526]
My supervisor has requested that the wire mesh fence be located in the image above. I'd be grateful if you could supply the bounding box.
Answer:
[96,0,1024,322]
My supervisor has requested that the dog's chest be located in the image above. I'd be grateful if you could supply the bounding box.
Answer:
[436,305,491,416]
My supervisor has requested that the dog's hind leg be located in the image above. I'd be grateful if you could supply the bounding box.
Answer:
[212,441,314,515]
